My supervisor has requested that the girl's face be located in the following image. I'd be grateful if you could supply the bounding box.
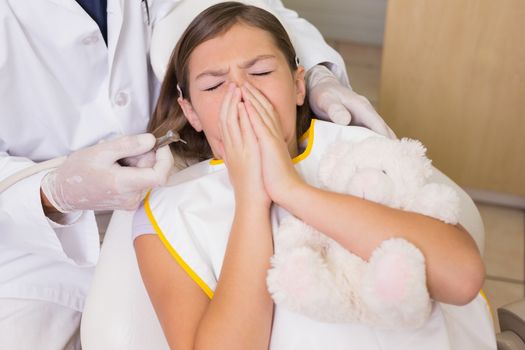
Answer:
[178,22,306,158]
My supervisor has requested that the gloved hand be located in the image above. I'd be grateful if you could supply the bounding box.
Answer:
[41,134,174,212]
[306,65,396,139]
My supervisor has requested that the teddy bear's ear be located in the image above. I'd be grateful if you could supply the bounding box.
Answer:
[399,138,427,158]
[399,138,433,178]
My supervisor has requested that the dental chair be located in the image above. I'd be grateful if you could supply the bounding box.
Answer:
[81,167,525,350]
[80,2,525,350]
[498,301,525,350]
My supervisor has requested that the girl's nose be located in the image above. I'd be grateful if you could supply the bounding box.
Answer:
[230,70,250,89]
[231,81,246,102]
[229,73,251,102]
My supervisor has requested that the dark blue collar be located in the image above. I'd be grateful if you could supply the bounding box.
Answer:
[75,0,108,44]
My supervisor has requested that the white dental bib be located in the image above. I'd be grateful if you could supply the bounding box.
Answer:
[145,119,495,350]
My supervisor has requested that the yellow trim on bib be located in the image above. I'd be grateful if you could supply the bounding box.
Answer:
[298,119,314,144]
[479,289,493,322]
[144,191,214,299]
[293,119,316,164]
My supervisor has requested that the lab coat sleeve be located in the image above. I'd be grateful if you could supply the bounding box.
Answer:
[265,0,350,87]
[0,153,100,266]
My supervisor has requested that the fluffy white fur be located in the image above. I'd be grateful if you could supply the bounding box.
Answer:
[267,136,460,329]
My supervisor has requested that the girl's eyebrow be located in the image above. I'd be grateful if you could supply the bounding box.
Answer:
[238,54,276,69]
[195,55,276,80]
[196,67,229,80]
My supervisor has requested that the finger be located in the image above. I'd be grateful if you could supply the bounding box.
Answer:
[386,126,398,140]
[243,83,284,139]
[311,88,352,121]
[241,85,275,134]
[243,81,274,117]
[115,145,173,193]
[119,151,156,168]
[238,102,257,147]
[152,145,175,185]
[327,102,352,125]
[339,94,396,137]
[96,134,156,163]
[219,83,237,125]
[359,117,392,138]
[219,84,238,150]
[245,99,271,142]
[114,167,163,194]
[225,87,242,148]
[216,142,225,160]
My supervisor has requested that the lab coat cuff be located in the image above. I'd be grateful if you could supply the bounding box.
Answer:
[46,210,84,228]
[0,170,99,266]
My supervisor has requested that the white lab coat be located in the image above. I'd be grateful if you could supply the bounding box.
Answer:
[0,0,347,312]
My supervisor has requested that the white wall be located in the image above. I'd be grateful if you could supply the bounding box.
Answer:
[282,0,387,45]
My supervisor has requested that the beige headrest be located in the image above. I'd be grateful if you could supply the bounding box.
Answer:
[150,0,285,82]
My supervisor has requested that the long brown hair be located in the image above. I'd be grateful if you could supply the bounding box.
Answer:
[149,1,311,162]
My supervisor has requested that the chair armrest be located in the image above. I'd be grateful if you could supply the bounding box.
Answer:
[499,299,525,343]
[496,331,525,350]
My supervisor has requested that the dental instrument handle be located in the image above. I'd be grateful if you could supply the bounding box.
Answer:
[117,130,185,166]
[152,130,187,151]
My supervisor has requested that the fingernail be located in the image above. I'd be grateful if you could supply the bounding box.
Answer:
[334,113,351,126]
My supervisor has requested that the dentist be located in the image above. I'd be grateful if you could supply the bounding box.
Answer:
[0,0,393,349]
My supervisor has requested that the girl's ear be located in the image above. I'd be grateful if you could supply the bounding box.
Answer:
[295,66,306,106]
[178,97,203,132]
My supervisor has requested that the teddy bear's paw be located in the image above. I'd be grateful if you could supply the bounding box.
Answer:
[361,238,432,329]
[267,247,346,322]
[407,183,460,224]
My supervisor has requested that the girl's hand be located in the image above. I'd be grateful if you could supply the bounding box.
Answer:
[220,83,270,208]
[241,82,304,205]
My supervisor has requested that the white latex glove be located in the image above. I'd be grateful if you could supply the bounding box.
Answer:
[41,134,173,212]
[306,65,396,139]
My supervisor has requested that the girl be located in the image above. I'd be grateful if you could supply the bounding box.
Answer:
[133,2,495,349]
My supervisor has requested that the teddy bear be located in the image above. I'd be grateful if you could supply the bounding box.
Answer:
[266,135,460,330]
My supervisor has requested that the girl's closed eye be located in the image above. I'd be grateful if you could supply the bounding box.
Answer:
[204,81,224,91]
[250,70,273,76]
[196,70,228,92]
[248,58,277,77]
